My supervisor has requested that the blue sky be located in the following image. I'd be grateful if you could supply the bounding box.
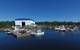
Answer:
[0,0,80,22]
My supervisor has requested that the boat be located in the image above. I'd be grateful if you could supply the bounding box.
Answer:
[31,29,44,36]
[36,30,44,36]
[54,25,78,32]
[54,25,66,32]
[67,26,78,31]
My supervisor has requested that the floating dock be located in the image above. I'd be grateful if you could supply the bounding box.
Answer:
[7,29,44,38]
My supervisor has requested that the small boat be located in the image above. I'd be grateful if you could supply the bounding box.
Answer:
[54,25,79,32]
[54,25,66,32]
[36,30,44,36]
[67,26,78,32]
[31,29,44,36]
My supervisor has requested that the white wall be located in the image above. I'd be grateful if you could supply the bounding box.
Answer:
[15,20,35,27]
[25,20,35,25]
[15,21,22,26]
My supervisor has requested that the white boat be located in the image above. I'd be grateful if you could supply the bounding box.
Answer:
[67,26,78,31]
[54,25,79,32]
[54,27,61,30]
[36,30,44,36]
[54,25,66,32]
[60,25,66,31]
[31,29,44,36]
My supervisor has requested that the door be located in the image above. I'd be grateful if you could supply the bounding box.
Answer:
[22,22,25,27]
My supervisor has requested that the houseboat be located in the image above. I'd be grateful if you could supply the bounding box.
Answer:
[8,18,44,38]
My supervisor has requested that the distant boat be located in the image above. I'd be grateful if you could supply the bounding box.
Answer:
[54,25,66,32]
[36,30,44,36]
[54,25,78,32]
[67,26,78,32]
[31,29,44,36]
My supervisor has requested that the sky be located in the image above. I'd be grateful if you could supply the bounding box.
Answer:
[0,0,80,22]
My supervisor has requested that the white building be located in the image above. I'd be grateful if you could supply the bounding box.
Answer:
[10,18,44,38]
[14,18,36,30]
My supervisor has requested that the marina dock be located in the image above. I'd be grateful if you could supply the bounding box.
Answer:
[3,18,44,38]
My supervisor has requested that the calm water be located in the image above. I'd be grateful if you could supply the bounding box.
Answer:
[0,29,80,50]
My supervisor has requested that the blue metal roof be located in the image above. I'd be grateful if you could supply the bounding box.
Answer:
[15,18,33,20]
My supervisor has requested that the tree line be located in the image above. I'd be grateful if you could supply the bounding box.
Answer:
[0,21,80,28]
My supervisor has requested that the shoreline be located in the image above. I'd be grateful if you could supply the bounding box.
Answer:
[0,25,78,32]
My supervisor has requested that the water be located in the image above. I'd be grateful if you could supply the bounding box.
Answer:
[0,29,80,50]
